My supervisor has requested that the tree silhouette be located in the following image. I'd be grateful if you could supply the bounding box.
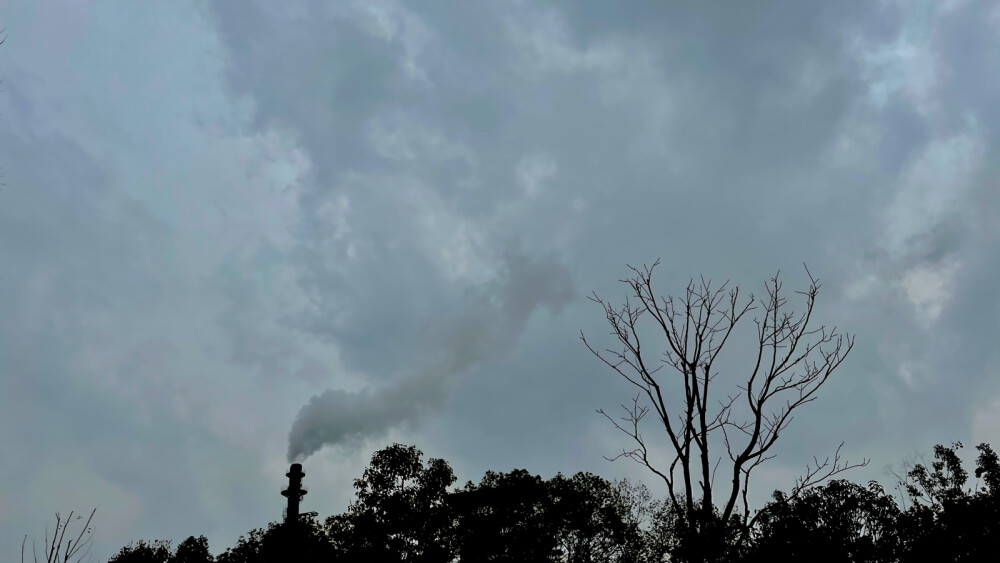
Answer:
[96,438,1000,562]
[171,536,213,563]
[99,439,1000,562]
[582,263,863,560]
[108,539,172,563]
[745,479,900,562]
[450,469,663,562]
[108,535,213,563]
[451,469,560,562]
[21,508,97,563]
[326,443,456,561]
[215,515,333,563]
[547,473,651,563]
[737,442,1000,563]
[892,442,1000,563]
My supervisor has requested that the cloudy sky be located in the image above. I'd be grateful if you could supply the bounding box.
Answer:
[1,0,998,558]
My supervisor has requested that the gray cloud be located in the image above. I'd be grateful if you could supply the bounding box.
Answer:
[1,0,998,557]
[287,246,574,461]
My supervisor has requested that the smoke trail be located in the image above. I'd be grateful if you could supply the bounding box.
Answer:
[287,248,574,461]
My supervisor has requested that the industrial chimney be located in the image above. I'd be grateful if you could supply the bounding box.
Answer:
[281,463,307,525]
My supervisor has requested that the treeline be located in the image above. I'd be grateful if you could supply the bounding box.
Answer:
[106,441,1000,563]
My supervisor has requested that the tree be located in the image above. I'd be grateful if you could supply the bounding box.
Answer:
[21,508,97,563]
[582,263,863,560]
[745,480,900,562]
[548,473,651,563]
[216,515,333,563]
[892,442,1000,563]
[108,539,172,563]
[172,536,214,563]
[451,469,660,562]
[327,443,456,561]
[451,469,560,562]
[108,535,213,563]
[742,441,1000,563]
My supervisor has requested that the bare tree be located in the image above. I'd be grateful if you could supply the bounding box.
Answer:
[581,262,864,555]
[21,508,97,563]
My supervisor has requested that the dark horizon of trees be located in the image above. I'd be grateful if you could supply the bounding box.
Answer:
[93,440,1000,563]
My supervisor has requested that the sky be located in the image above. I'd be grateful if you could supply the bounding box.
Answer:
[0,0,998,558]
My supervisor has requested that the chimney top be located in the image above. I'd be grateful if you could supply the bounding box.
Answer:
[282,463,307,525]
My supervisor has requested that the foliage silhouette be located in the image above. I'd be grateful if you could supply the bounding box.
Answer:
[108,539,173,563]
[171,536,214,563]
[451,468,665,561]
[215,515,334,563]
[739,442,1000,563]
[744,480,900,563]
[109,536,213,563]
[329,444,666,562]
[547,473,653,562]
[892,442,1000,563]
[326,443,456,561]
[100,441,1000,563]
[452,469,560,561]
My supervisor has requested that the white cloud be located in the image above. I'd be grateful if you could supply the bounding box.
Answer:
[505,7,620,76]
[844,134,985,332]
[338,0,434,83]
[899,256,960,326]
[402,182,496,284]
[853,4,940,116]
[883,135,984,255]
[366,111,477,166]
[515,153,558,198]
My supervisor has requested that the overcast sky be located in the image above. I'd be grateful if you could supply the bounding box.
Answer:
[1,0,998,558]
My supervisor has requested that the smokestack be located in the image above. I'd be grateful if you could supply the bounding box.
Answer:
[281,463,307,525]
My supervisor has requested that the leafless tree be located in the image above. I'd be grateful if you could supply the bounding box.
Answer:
[581,262,865,553]
[21,508,97,563]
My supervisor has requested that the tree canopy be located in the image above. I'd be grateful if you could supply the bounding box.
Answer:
[96,441,1000,563]
[90,440,1000,562]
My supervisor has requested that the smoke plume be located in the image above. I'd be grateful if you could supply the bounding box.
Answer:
[287,248,574,461]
